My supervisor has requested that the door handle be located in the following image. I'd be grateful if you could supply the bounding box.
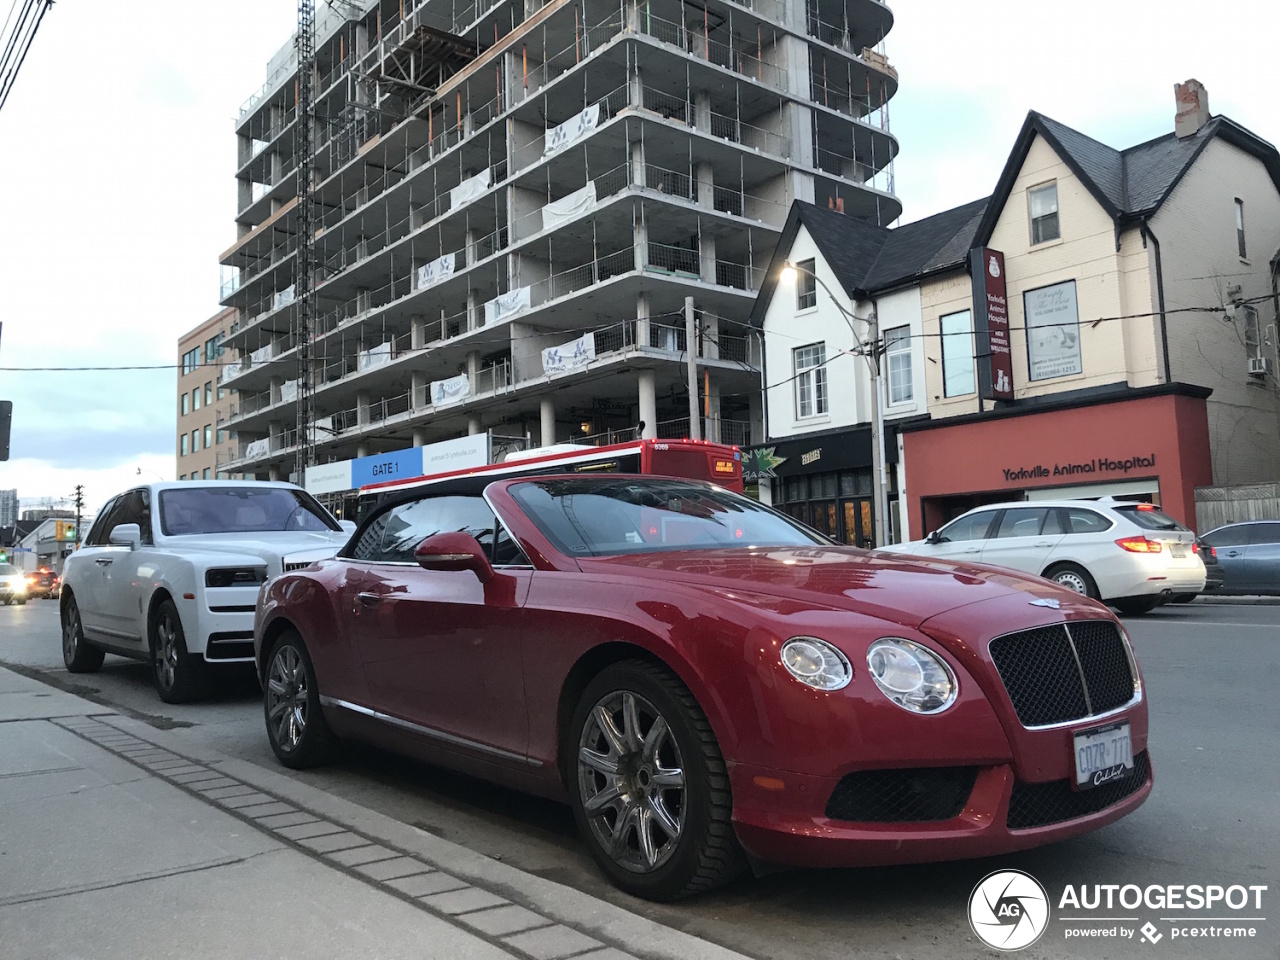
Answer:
[1034,541,1052,547]
[94,558,114,566]
[356,592,382,606]
[1227,550,1242,557]
[962,548,981,554]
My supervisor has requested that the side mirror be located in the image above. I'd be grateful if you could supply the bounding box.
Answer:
[338,519,357,535]
[109,523,142,550]
[414,532,494,584]
[926,529,943,545]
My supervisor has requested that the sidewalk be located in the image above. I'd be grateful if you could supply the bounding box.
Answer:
[1193,594,1280,605]
[0,665,750,960]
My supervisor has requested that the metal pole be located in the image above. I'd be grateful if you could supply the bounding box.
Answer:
[685,296,701,439]
[865,321,887,548]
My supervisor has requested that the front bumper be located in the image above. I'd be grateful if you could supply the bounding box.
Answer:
[729,750,1152,868]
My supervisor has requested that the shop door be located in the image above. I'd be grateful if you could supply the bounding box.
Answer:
[842,500,874,549]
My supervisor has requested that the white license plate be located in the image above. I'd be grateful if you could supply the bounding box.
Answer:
[1073,722,1133,790]
[1170,543,1188,558]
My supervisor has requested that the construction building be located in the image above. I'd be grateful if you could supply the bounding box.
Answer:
[216,0,900,486]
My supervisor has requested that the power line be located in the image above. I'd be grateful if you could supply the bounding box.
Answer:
[0,0,52,115]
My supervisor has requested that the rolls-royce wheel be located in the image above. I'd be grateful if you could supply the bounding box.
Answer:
[151,599,204,704]
[568,659,745,901]
[62,595,105,673]
[264,631,338,769]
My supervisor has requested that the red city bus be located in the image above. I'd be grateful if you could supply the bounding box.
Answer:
[358,438,743,512]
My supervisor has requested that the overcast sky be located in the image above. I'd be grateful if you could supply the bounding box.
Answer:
[0,0,1272,515]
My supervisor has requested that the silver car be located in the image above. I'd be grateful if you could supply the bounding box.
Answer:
[1201,520,1280,595]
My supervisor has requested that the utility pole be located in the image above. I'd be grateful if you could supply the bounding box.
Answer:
[293,0,317,486]
[861,307,888,549]
[685,297,701,440]
[72,485,84,549]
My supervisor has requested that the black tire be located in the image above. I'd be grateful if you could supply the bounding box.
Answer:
[263,630,339,769]
[61,596,105,673]
[1114,597,1160,616]
[151,599,204,704]
[1171,593,1197,604]
[1044,562,1100,600]
[567,659,746,901]
[15,597,26,606]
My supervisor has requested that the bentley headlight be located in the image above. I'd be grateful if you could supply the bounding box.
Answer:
[866,638,957,713]
[780,637,852,691]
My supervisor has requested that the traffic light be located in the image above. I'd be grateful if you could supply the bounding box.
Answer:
[54,521,76,542]
[0,400,11,461]
[0,549,8,563]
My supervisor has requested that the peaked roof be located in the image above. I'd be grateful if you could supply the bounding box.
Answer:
[975,111,1280,243]
[748,198,988,326]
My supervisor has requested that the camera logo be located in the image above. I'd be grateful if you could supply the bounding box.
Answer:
[969,870,1050,951]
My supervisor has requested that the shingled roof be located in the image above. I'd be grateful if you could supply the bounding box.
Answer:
[747,197,988,327]
[974,111,1280,243]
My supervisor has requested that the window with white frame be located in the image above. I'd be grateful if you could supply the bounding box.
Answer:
[1243,305,1263,365]
[940,311,976,397]
[1029,182,1060,244]
[1235,199,1247,259]
[796,259,817,310]
[885,326,913,404]
[794,343,828,418]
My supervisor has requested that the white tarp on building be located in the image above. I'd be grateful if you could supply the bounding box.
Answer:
[431,374,471,407]
[220,361,242,385]
[245,438,271,460]
[450,168,492,209]
[358,341,393,371]
[484,286,531,326]
[279,379,298,403]
[416,253,456,290]
[544,104,600,156]
[541,182,598,232]
[542,332,597,377]
[250,345,273,366]
[273,284,296,309]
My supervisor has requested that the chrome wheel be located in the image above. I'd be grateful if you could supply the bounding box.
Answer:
[578,690,686,875]
[267,644,308,752]
[1053,570,1089,594]
[62,605,81,661]
[155,614,179,691]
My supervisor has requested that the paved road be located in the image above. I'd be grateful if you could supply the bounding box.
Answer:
[2,598,1276,959]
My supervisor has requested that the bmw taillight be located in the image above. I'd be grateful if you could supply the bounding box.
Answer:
[1209,545,1217,559]
[1116,536,1162,553]
[1192,542,1199,554]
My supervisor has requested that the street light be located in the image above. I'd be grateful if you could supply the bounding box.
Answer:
[781,260,888,548]
[136,467,166,481]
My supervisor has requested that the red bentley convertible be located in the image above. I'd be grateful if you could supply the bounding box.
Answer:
[254,475,1151,900]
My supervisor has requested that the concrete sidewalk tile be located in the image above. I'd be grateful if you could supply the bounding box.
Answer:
[201,785,261,800]
[326,844,399,867]
[151,764,208,777]
[119,749,172,759]
[458,904,552,937]
[255,811,319,829]
[502,925,603,960]
[387,872,468,898]
[421,888,509,916]
[190,777,242,792]
[276,821,348,841]
[217,791,276,809]
[298,831,371,854]
[169,771,221,784]
[574,950,640,960]
[132,751,181,764]
[356,856,432,881]
[241,801,297,819]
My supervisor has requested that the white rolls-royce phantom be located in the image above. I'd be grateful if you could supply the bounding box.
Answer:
[61,481,353,702]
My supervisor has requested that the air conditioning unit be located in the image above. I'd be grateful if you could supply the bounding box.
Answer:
[1248,356,1268,376]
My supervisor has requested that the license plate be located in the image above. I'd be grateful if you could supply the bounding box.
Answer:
[1170,543,1187,558]
[1073,722,1133,791]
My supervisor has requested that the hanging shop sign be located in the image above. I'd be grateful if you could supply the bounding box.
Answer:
[969,247,1013,400]
[1024,279,1082,381]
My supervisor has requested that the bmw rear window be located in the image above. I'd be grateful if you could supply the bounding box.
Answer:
[1113,504,1187,531]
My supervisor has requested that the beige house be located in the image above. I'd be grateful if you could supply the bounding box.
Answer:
[750,82,1280,539]
[177,308,239,480]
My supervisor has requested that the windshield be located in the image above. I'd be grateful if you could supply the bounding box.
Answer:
[158,487,340,536]
[509,477,826,557]
[0,563,16,575]
[1113,504,1187,532]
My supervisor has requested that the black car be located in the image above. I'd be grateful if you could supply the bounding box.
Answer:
[1171,539,1223,602]
[28,568,61,600]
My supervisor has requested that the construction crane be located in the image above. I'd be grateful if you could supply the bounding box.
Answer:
[293,0,316,485]
[0,0,54,115]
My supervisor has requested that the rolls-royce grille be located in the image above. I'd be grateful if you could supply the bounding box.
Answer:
[283,561,313,572]
[989,621,1135,727]
[825,767,978,823]
[1007,751,1150,829]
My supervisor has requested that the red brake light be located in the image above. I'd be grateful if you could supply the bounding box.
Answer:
[1116,536,1162,553]
[1192,542,1199,554]
[1136,503,1156,511]
[1209,545,1217,559]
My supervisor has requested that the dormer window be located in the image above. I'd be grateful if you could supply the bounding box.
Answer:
[1029,182,1060,244]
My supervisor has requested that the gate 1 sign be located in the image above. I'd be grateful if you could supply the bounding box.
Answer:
[970,248,1013,401]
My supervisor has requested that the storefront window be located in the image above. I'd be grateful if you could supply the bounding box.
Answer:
[940,310,976,397]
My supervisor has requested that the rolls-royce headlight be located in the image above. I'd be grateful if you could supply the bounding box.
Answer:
[866,638,957,713]
[780,637,852,691]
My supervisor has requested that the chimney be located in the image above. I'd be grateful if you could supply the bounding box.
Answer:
[1174,79,1210,139]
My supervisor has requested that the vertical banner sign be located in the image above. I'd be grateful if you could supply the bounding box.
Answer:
[969,248,1013,401]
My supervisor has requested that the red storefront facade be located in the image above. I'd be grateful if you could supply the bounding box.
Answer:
[900,386,1213,539]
